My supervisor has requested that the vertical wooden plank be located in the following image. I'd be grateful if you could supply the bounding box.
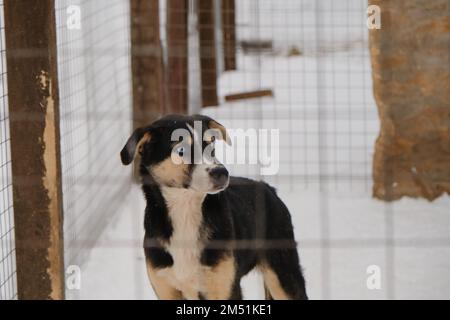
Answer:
[131,0,165,129]
[198,0,218,107]
[166,0,189,114]
[4,0,65,299]
[222,0,236,71]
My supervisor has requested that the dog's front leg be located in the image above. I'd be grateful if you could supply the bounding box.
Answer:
[146,261,183,300]
[202,255,236,300]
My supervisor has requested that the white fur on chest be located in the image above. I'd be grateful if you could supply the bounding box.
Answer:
[159,187,206,297]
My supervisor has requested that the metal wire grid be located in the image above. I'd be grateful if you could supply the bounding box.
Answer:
[55,0,133,275]
[0,0,17,301]
[208,0,378,193]
[201,0,391,299]
[203,0,450,300]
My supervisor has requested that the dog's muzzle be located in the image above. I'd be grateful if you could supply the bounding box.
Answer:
[209,166,229,190]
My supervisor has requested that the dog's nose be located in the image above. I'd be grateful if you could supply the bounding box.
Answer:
[209,167,229,184]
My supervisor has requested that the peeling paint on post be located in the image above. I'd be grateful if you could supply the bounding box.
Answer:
[4,0,65,299]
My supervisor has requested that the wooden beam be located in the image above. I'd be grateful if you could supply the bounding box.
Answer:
[166,0,189,114]
[225,89,274,102]
[131,0,166,129]
[198,0,219,107]
[222,0,237,71]
[240,40,273,54]
[4,0,65,299]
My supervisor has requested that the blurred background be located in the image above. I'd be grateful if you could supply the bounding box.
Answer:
[1,0,449,300]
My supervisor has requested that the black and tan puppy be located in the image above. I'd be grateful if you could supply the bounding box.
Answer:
[121,114,308,300]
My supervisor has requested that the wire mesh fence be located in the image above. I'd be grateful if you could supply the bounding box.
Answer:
[54,0,133,288]
[204,0,378,193]
[0,0,17,301]
[199,0,450,300]
[197,0,380,299]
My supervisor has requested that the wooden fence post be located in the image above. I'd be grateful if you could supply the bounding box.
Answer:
[166,0,189,114]
[198,0,219,107]
[4,0,65,299]
[222,0,237,71]
[131,0,166,129]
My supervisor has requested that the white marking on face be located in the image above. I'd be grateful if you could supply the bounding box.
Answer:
[187,145,227,193]
[190,163,218,193]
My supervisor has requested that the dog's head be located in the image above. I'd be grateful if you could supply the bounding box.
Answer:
[121,114,231,194]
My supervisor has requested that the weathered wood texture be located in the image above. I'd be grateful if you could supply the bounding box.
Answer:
[222,0,236,71]
[166,0,189,114]
[369,0,450,201]
[225,89,274,102]
[198,0,218,107]
[4,0,65,299]
[131,0,166,128]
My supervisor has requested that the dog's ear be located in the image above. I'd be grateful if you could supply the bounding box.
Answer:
[208,119,232,146]
[120,128,152,166]
[194,115,232,146]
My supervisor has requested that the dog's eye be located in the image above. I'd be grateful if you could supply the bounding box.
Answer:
[211,136,216,143]
[176,147,185,157]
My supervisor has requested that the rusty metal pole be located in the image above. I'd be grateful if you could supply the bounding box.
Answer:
[4,0,65,299]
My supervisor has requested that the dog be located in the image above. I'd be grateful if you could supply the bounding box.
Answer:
[120,114,308,300]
